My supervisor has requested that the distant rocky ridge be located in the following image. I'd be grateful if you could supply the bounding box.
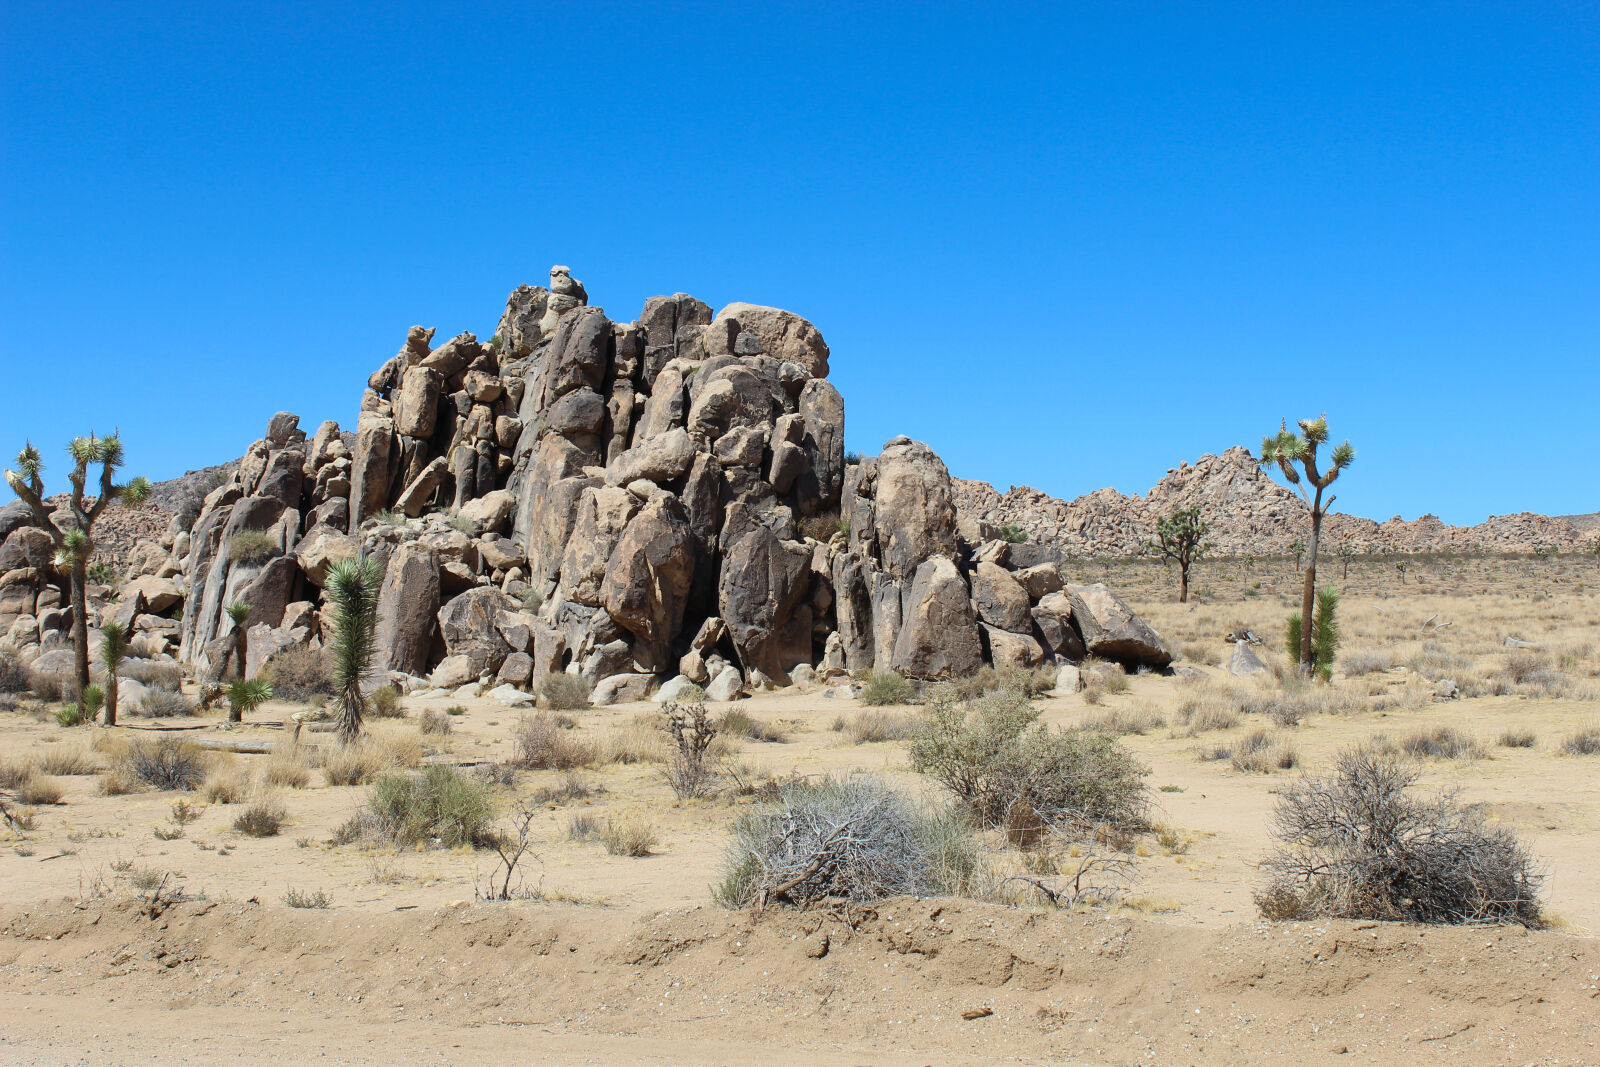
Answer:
[953,446,1597,558]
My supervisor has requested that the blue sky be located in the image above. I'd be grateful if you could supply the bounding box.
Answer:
[2,2,1596,524]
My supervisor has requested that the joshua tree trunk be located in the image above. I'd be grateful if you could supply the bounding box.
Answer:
[70,557,90,698]
[234,626,248,684]
[1300,487,1325,671]
[1178,561,1190,604]
[104,658,118,727]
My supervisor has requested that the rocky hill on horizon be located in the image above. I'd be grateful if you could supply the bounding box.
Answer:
[953,446,1597,559]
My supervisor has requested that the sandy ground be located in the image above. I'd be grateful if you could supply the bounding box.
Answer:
[3,570,1599,1064]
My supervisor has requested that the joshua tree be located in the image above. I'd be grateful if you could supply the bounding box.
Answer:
[1395,559,1409,583]
[325,556,383,744]
[1145,506,1211,603]
[1336,540,1356,579]
[224,601,252,680]
[1259,417,1355,675]
[99,621,129,727]
[226,677,274,725]
[1288,539,1306,573]
[4,435,150,698]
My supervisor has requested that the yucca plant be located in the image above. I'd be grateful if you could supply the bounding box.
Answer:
[226,677,274,724]
[4,434,150,697]
[1285,586,1341,683]
[99,621,129,726]
[325,556,384,744]
[1259,416,1355,675]
[225,601,252,680]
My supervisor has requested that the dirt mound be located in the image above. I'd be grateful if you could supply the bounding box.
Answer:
[954,446,1595,558]
[2,896,1595,1064]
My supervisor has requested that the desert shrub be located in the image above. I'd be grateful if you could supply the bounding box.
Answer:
[120,737,206,791]
[1498,728,1537,749]
[283,888,331,909]
[261,748,313,788]
[368,684,404,719]
[1401,726,1484,761]
[0,759,34,790]
[1086,705,1164,736]
[261,647,333,701]
[119,659,183,691]
[566,812,602,841]
[662,701,719,800]
[98,768,139,796]
[1173,696,1239,735]
[17,774,63,805]
[599,717,668,765]
[54,703,86,727]
[952,664,1057,701]
[512,713,596,770]
[1099,671,1129,695]
[600,818,658,857]
[909,687,1148,836]
[228,529,278,564]
[202,768,248,803]
[29,668,69,702]
[540,672,591,711]
[997,523,1029,544]
[1503,650,1547,685]
[233,799,285,837]
[1255,748,1542,926]
[1180,641,1221,667]
[418,708,452,735]
[531,771,599,805]
[719,708,786,743]
[35,745,98,776]
[715,775,979,908]
[0,649,27,693]
[140,688,197,717]
[842,709,915,744]
[1561,727,1600,756]
[1342,648,1393,676]
[859,671,915,706]
[1229,729,1299,774]
[319,741,390,786]
[358,766,495,848]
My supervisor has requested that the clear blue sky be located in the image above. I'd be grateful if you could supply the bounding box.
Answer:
[3,2,1596,524]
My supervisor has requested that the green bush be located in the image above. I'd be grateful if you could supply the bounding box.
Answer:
[359,766,495,848]
[908,687,1149,836]
[368,684,404,718]
[859,671,915,706]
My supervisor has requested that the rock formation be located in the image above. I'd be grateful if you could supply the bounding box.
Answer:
[2,265,1176,702]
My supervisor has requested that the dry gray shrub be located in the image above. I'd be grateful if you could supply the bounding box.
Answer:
[1256,747,1541,926]
[120,737,206,791]
[511,713,596,770]
[715,775,978,909]
[662,701,719,800]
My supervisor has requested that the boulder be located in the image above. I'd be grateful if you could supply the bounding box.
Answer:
[599,495,696,673]
[392,365,443,439]
[1053,665,1083,694]
[559,485,641,605]
[293,524,359,587]
[486,683,536,708]
[121,574,183,615]
[606,427,695,486]
[349,413,395,528]
[970,561,1032,633]
[457,489,517,536]
[1014,563,1064,602]
[1227,641,1271,678]
[714,303,830,378]
[428,655,474,690]
[435,586,517,675]
[497,651,534,687]
[394,457,451,517]
[1066,583,1172,668]
[718,520,813,685]
[865,439,959,580]
[890,555,983,680]
[1031,592,1087,660]
[374,543,441,676]
[980,624,1045,670]
[705,665,747,702]
[653,674,700,703]
[591,672,656,706]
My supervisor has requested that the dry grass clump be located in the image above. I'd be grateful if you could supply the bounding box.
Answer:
[1497,728,1537,749]
[952,664,1058,701]
[228,529,278,564]
[598,715,669,765]
[1341,648,1394,676]
[1256,747,1541,926]
[119,659,183,691]
[530,771,600,805]
[1560,726,1600,756]
[540,672,592,711]
[0,648,28,694]
[418,708,452,735]
[715,775,980,908]
[859,670,916,706]
[1401,726,1485,761]
[233,797,286,837]
[283,888,331,909]
[261,648,333,702]
[566,812,603,841]
[119,736,207,791]
[837,709,916,744]
[98,768,140,796]
[1180,640,1221,667]
[260,747,313,788]
[1172,694,1240,735]
[202,766,249,804]
[368,684,405,718]
[600,818,658,857]
[15,774,65,805]
[719,708,786,743]
[139,689,197,717]
[1086,704,1165,736]
[512,713,597,770]
[1228,729,1299,774]
[33,744,99,776]
[319,741,392,786]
